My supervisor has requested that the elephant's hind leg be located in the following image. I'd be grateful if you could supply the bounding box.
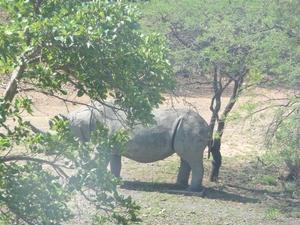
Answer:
[177,151,204,192]
[172,117,207,192]
[187,159,204,192]
[176,158,191,188]
[110,154,122,177]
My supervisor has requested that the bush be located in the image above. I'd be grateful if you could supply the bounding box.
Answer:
[264,105,300,181]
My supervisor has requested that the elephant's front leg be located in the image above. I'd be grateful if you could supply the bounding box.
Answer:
[110,154,122,177]
[176,157,191,188]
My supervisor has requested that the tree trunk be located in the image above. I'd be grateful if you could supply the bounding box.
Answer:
[208,75,246,182]
[3,64,26,109]
[208,66,222,182]
[209,138,221,182]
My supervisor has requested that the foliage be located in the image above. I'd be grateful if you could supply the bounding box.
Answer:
[135,0,300,180]
[261,175,277,186]
[137,0,300,89]
[259,0,300,180]
[264,99,300,180]
[0,101,140,224]
[0,0,175,224]
[0,0,175,122]
[264,208,281,220]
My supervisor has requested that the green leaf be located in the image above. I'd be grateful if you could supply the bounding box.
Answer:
[77,89,85,97]
[0,138,10,148]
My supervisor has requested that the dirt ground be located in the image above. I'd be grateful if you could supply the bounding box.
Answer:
[1,86,300,224]
[16,87,267,158]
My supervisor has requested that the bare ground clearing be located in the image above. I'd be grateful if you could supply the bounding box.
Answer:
[1,88,300,224]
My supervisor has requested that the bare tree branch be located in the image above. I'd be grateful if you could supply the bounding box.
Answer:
[3,64,27,109]
[0,155,69,179]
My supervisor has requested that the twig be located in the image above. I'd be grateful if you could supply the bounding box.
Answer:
[0,155,69,179]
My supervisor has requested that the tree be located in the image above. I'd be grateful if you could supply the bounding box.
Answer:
[136,0,300,181]
[258,0,300,181]
[0,0,175,224]
[265,102,300,180]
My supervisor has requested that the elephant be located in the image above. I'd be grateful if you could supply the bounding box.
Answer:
[37,101,211,192]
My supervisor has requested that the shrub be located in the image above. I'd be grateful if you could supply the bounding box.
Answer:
[265,105,300,181]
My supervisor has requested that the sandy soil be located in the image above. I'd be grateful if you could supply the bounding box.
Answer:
[10,87,271,159]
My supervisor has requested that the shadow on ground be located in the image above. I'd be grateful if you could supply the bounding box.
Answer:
[120,180,259,204]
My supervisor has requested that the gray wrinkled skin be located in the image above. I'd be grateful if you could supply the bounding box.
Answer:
[64,101,211,192]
